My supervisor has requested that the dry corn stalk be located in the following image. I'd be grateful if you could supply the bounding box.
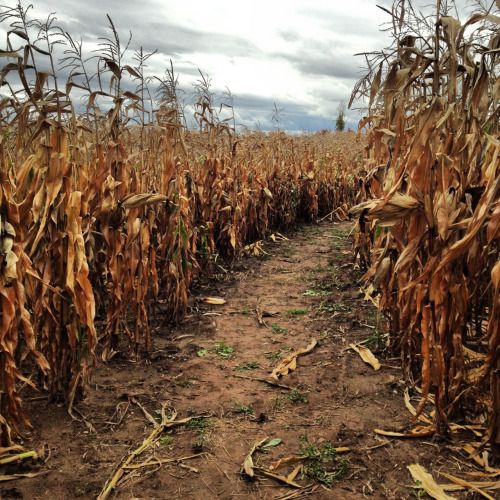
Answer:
[350,0,500,449]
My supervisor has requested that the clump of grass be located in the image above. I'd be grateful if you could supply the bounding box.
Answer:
[365,329,387,350]
[213,341,234,358]
[299,436,349,486]
[310,264,330,273]
[410,480,430,499]
[187,418,212,452]
[271,324,288,334]
[186,417,211,430]
[233,404,254,415]
[235,361,260,371]
[272,395,285,411]
[319,302,350,313]
[287,309,308,316]
[197,342,235,359]
[159,435,174,446]
[315,279,339,292]
[288,389,308,404]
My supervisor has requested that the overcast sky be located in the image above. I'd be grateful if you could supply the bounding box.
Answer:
[1,0,486,131]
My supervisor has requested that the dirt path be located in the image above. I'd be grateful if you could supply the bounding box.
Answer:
[5,222,446,500]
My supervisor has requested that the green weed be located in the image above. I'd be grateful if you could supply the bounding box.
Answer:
[299,436,349,486]
[235,361,260,371]
[410,480,430,499]
[271,324,288,334]
[288,389,309,404]
[213,341,235,358]
[233,404,254,416]
[319,302,350,313]
[197,342,235,359]
[287,309,308,316]
[186,418,211,430]
[365,329,387,350]
[159,435,174,446]
[186,417,212,452]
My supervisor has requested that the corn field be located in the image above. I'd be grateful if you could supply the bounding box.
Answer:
[0,3,366,444]
[1,0,500,471]
[350,0,500,452]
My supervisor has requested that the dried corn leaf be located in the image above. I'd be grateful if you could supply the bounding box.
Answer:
[0,472,44,482]
[202,297,226,305]
[255,467,302,488]
[287,465,303,483]
[349,343,381,370]
[271,339,317,380]
[443,480,500,491]
[404,389,433,424]
[375,426,435,438]
[121,193,167,209]
[269,455,303,471]
[241,437,269,478]
[440,472,496,499]
[408,464,455,500]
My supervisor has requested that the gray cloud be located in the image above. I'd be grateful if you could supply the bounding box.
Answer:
[40,0,259,58]
[1,0,406,131]
[279,51,365,80]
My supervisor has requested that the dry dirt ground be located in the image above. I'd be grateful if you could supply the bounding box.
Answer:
[1,222,464,499]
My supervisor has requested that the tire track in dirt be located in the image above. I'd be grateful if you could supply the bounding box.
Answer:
[9,222,453,500]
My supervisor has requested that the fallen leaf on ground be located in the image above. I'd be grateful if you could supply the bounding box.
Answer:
[202,297,226,305]
[349,343,381,370]
[408,464,456,500]
[440,472,496,499]
[404,389,432,424]
[255,467,302,488]
[0,450,39,465]
[375,426,435,438]
[269,455,303,471]
[262,438,282,449]
[241,437,270,478]
[463,470,500,479]
[0,472,45,482]
[287,464,303,482]
[271,339,317,380]
[462,443,489,469]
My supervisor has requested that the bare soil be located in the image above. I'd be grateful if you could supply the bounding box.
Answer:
[1,222,457,499]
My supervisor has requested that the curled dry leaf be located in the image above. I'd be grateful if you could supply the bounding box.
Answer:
[271,339,318,380]
[349,343,381,370]
[241,437,269,478]
[121,193,168,209]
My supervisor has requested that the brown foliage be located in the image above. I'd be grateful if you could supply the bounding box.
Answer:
[350,1,499,448]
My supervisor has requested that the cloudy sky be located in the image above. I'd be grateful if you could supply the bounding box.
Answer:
[1,0,484,131]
